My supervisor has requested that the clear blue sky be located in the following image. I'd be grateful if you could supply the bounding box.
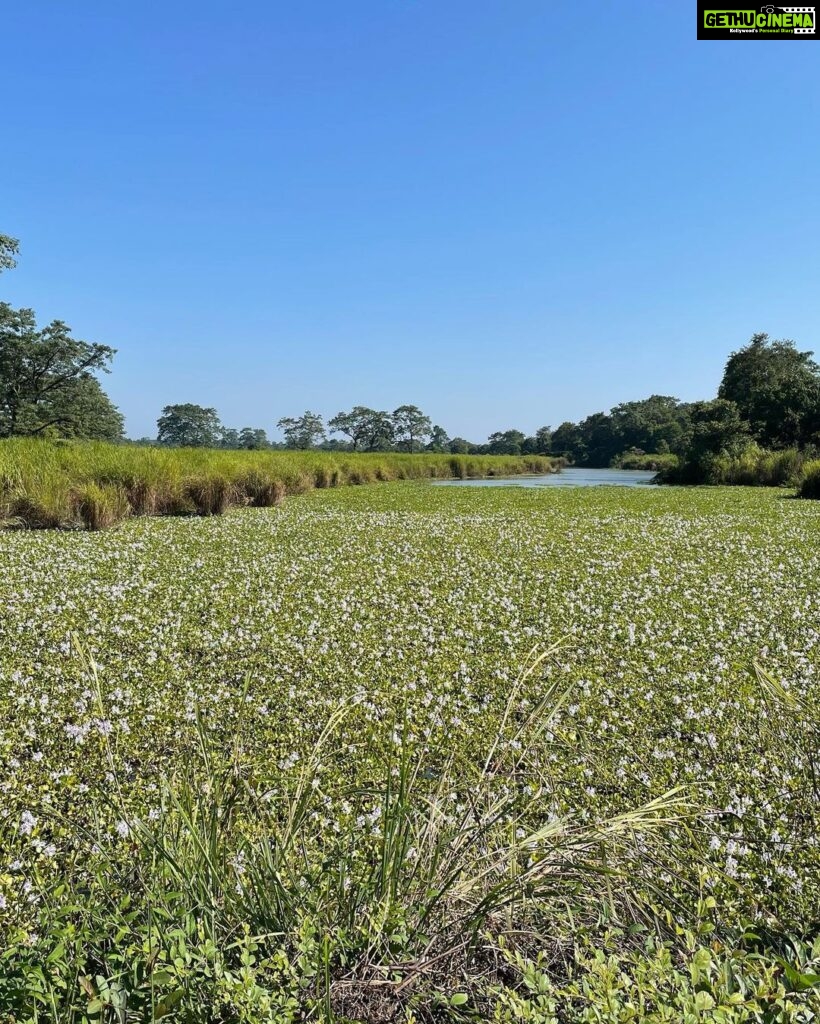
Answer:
[3,1,819,441]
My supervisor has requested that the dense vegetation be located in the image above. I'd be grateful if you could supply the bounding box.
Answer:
[3,238,819,491]
[0,482,818,1020]
[0,439,558,530]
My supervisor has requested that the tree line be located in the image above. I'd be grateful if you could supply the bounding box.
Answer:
[2,235,819,469]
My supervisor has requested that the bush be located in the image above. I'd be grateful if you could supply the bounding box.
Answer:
[798,459,820,499]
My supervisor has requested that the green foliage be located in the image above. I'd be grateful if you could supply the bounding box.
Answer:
[798,460,820,499]
[328,406,396,451]
[1,475,819,1019]
[0,304,121,440]
[660,444,815,488]
[611,450,678,472]
[719,333,820,449]
[494,933,820,1022]
[0,438,559,529]
[667,399,752,481]
[392,405,433,452]
[156,403,222,447]
[276,410,326,449]
[0,233,20,273]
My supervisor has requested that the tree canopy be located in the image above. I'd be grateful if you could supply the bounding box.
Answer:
[0,234,19,274]
[277,411,326,450]
[0,303,122,439]
[718,334,820,449]
[157,404,222,447]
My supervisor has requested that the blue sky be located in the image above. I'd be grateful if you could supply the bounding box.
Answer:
[3,1,819,441]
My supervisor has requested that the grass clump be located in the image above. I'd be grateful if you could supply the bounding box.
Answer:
[72,482,130,531]
[798,459,820,499]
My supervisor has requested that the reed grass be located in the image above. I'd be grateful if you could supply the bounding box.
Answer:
[0,439,561,530]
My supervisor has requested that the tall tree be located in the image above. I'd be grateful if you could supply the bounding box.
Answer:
[718,334,820,448]
[277,410,326,449]
[329,407,394,451]
[392,405,432,452]
[534,425,553,454]
[551,421,584,462]
[157,404,222,447]
[676,398,751,471]
[427,424,451,452]
[219,427,240,448]
[0,303,120,438]
[238,427,269,449]
[487,429,526,455]
[0,234,19,274]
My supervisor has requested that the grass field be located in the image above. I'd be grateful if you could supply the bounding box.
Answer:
[0,440,559,530]
[1,482,819,1021]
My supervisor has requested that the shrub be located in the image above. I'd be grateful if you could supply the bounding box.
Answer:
[798,459,820,499]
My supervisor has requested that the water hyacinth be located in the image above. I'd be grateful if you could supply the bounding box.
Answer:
[0,480,818,1019]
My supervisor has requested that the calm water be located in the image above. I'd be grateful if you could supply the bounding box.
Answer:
[433,467,657,488]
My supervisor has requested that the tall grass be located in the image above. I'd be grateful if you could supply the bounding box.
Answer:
[659,445,817,490]
[798,459,820,499]
[0,440,561,530]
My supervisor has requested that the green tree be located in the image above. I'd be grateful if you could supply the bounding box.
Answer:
[718,333,820,448]
[277,411,326,449]
[535,425,553,454]
[449,437,471,454]
[157,404,222,447]
[220,427,240,448]
[392,405,432,452]
[427,424,451,452]
[578,411,619,467]
[0,234,19,274]
[329,407,394,451]
[609,396,691,454]
[677,398,751,472]
[0,303,120,438]
[551,421,584,463]
[487,429,526,455]
[238,427,269,449]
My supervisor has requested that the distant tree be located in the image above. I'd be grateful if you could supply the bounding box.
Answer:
[449,437,471,454]
[0,234,19,274]
[609,396,691,454]
[220,427,240,448]
[392,405,433,452]
[535,425,553,454]
[329,406,394,451]
[238,427,269,449]
[718,333,820,448]
[551,421,584,463]
[157,404,222,447]
[487,429,526,455]
[0,303,121,438]
[677,398,751,470]
[277,410,326,449]
[427,424,451,452]
[577,412,620,467]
